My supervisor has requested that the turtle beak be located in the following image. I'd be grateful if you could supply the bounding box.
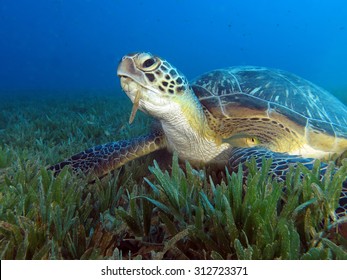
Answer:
[117,55,145,124]
[117,55,137,78]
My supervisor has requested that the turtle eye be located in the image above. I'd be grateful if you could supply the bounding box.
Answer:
[143,58,156,68]
[136,54,160,71]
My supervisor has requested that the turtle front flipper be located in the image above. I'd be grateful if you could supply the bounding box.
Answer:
[228,147,347,226]
[48,130,166,177]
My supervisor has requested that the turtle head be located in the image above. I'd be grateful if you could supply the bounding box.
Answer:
[117,52,193,123]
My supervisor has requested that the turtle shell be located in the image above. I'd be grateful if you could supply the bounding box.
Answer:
[191,66,347,153]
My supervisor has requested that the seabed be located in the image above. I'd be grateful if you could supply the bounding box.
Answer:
[0,89,347,260]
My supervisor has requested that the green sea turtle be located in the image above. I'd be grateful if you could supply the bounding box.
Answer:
[49,52,347,222]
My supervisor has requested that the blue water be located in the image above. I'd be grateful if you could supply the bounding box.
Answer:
[0,0,346,92]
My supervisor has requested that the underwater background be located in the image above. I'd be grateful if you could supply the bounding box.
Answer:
[1,0,347,93]
[0,0,347,260]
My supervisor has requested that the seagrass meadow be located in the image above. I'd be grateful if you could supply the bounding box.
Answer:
[1,90,347,260]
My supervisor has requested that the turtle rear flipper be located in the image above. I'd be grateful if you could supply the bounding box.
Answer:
[228,147,328,179]
[228,147,347,229]
[48,131,166,177]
